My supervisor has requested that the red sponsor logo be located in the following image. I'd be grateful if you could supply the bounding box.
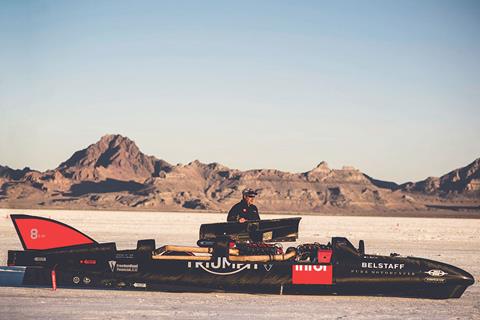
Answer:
[292,264,333,285]
[80,259,97,265]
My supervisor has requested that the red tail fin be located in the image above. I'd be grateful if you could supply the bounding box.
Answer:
[11,215,96,250]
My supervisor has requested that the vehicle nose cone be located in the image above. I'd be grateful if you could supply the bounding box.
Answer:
[423,259,475,286]
[456,269,475,286]
[442,266,475,286]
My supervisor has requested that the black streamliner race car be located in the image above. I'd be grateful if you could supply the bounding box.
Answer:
[4,214,475,299]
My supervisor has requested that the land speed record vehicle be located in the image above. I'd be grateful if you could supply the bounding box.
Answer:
[5,214,475,299]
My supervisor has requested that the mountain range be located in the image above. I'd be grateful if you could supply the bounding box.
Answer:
[1,134,479,214]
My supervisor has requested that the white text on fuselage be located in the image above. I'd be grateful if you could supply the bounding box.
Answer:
[294,265,328,272]
[187,257,258,275]
[362,262,405,270]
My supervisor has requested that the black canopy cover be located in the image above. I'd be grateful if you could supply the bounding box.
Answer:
[199,217,301,243]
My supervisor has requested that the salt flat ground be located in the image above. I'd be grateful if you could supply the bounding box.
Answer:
[0,209,479,320]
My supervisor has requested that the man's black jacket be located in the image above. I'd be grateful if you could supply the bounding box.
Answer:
[227,199,260,222]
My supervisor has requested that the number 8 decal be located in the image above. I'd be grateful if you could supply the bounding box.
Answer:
[30,228,38,240]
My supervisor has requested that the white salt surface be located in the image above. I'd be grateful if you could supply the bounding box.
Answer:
[0,209,479,319]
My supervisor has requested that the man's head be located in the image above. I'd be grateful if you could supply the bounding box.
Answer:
[242,188,257,206]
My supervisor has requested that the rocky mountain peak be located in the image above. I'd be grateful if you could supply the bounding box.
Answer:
[187,160,203,167]
[57,134,170,182]
[0,165,33,180]
[58,134,146,169]
[310,161,331,174]
[403,157,480,195]
[98,134,139,154]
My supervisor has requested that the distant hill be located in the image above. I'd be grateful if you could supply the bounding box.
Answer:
[401,158,480,196]
[0,134,478,213]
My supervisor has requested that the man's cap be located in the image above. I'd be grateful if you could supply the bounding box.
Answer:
[242,188,258,197]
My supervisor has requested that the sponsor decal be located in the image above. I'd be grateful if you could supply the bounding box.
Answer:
[350,269,415,276]
[424,277,446,283]
[361,262,405,270]
[292,264,333,285]
[263,231,273,241]
[425,269,448,277]
[116,264,139,272]
[133,283,147,288]
[115,253,135,259]
[34,257,47,262]
[108,260,117,272]
[80,259,96,265]
[187,257,258,275]
[264,264,273,271]
[108,260,138,272]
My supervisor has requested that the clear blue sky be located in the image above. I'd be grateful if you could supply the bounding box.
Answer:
[0,0,479,183]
